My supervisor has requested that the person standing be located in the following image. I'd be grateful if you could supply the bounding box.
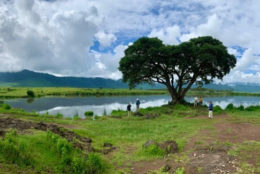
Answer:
[208,101,213,119]
[127,103,132,117]
[199,97,203,105]
[194,97,198,107]
[136,98,140,112]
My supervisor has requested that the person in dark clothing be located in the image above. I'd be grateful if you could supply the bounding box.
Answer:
[136,98,140,112]
[127,103,131,117]
[208,101,213,118]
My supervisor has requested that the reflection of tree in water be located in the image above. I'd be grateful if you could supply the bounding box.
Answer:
[27,98,34,104]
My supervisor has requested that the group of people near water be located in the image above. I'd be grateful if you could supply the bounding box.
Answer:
[127,97,214,119]
[194,96,214,119]
[127,98,140,116]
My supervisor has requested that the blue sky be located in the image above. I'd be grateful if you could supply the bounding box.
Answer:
[0,0,260,83]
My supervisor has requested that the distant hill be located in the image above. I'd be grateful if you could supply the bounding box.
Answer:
[0,70,260,92]
[0,70,163,89]
[0,70,128,88]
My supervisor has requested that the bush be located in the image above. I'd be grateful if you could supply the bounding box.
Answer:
[84,111,94,117]
[27,90,35,98]
[237,105,245,111]
[213,105,222,113]
[225,103,234,110]
[245,105,260,111]
[2,103,11,110]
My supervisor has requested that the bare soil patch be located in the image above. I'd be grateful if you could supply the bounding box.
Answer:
[186,144,238,174]
[214,122,260,143]
[130,159,171,174]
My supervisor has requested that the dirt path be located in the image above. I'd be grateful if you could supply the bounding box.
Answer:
[130,114,260,174]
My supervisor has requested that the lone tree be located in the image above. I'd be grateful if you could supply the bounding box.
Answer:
[119,36,236,103]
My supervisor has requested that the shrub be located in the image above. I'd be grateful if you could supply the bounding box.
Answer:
[225,103,234,110]
[27,90,35,98]
[213,105,222,113]
[245,106,260,111]
[237,105,245,111]
[84,111,94,117]
[2,103,11,110]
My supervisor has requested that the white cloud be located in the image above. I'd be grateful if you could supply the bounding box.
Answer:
[180,14,222,42]
[93,44,127,79]
[95,31,116,47]
[0,0,260,83]
[0,0,100,76]
[235,49,254,71]
[149,26,180,45]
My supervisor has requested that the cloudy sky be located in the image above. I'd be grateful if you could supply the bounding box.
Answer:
[0,0,260,83]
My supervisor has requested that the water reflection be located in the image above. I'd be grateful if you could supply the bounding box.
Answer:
[4,95,260,118]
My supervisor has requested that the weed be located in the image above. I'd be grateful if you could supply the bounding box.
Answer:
[175,167,185,174]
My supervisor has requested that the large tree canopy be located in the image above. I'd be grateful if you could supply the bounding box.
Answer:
[119,36,236,103]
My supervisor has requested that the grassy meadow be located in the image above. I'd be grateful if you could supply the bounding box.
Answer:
[1,87,260,99]
[0,87,167,98]
[1,100,260,173]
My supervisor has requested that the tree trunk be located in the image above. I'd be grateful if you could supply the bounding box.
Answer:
[165,84,177,104]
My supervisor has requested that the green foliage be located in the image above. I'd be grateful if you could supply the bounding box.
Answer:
[175,167,185,174]
[26,90,35,98]
[226,103,235,110]
[119,36,236,102]
[45,131,109,173]
[141,144,166,158]
[55,113,63,118]
[110,109,126,117]
[0,87,167,99]
[0,130,35,167]
[85,111,94,117]
[237,105,245,111]
[73,114,80,120]
[213,105,222,114]
[174,104,189,111]
[245,105,260,111]
[2,103,11,110]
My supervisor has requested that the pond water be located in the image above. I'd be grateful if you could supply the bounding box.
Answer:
[4,95,260,118]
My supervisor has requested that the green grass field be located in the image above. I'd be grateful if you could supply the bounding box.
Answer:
[0,87,167,98]
[1,102,260,173]
[0,87,259,99]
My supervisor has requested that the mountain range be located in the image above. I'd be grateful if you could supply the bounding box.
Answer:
[0,70,260,92]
